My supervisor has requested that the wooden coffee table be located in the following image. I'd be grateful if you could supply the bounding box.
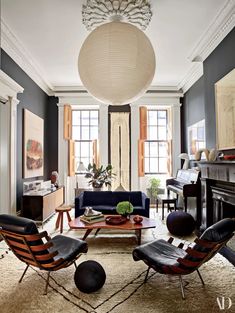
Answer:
[69,215,156,245]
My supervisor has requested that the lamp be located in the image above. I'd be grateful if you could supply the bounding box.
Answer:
[76,162,86,189]
[78,1,155,106]
[77,161,86,173]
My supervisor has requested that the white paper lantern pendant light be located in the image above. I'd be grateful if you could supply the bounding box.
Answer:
[78,0,156,105]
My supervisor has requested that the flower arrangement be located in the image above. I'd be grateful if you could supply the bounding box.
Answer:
[116,201,133,216]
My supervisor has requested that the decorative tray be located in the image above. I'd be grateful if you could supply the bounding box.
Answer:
[105,215,127,225]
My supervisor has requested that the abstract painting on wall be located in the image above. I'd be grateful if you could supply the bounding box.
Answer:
[23,109,44,178]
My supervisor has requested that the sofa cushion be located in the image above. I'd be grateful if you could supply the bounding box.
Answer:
[113,192,143,206]
[83,191,114,206]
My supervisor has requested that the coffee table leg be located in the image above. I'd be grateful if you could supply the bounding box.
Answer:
[82,229,93,240]
[135,229,142,245]
[94,228,101,236]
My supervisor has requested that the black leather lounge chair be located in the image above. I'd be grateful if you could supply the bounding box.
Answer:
[133,218,235,299]
[0,214,88,295]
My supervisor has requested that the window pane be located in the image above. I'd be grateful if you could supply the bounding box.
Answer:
[90,126,98,139]
[159,142,167,157]
[80,142,90,157]
[158,116,167,126]
[157,111,166,119]
[90,111,99,125]
[158,126,167,140]
[81,111,90,125]
[159,158,167,173]
[149,142,158,157]
[75,158,80,171]
[81,158,90,168]
[75,142,80,157]
[149,158,158,173]
[90,143,93,157]
[144,142,149,157]
[145,158,149,173]
[148,111,157,125]
[149,126,157,140]
[72,111,80,125]
[81,126,90,140]
[72,126,80,140]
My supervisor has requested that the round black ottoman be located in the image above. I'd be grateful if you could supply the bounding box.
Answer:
[166,211,195,236]
[74,260,106,293]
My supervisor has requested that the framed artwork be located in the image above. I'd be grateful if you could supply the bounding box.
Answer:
[23,109,44,178]
[188,119,205,158]
[215,69,235,150]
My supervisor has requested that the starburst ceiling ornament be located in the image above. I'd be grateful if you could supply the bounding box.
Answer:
[82,0,152,31]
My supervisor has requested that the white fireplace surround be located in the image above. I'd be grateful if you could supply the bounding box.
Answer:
[0,70,23,215]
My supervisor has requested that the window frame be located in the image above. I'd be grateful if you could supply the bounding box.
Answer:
[144,109,169,175]
[72,109,99,173]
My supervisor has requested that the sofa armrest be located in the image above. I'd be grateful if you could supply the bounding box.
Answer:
[75,192,84,217]
[142,193,150,217]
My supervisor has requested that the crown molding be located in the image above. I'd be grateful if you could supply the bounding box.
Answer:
[178,62,204,93]
[1,19,54,96]
[1,0,234,97]
[188,0,235,62]
[0,70,24,94]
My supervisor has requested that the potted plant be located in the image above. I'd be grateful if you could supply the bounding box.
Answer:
[85,163,116,189]
[116,201,133,218]
[147,178,163,204]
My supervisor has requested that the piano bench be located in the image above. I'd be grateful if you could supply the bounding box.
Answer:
[156,195,177,220]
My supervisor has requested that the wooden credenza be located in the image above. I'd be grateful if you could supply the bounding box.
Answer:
[22,187,64,223]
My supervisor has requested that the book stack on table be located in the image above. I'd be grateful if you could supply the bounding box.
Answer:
[80,209,105,224]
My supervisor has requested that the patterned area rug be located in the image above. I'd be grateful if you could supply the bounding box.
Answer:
[0,212,234,313]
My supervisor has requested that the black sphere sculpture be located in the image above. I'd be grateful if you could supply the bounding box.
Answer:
[74,260,106,293]
[166,211,195,236]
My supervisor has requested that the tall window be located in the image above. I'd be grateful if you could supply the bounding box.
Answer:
[72,110,99,171]
[144,110,168,174]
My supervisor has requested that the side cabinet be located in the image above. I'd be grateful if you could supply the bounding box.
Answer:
[22,187,64,223]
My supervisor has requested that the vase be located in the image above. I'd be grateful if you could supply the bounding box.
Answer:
[133,215,143,224]
[92,186,103,191]
[121,213,130,220]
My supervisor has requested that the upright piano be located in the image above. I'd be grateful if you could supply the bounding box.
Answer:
[166,169,201,225]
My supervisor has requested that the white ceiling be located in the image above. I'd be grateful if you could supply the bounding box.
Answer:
[1,0,234,93]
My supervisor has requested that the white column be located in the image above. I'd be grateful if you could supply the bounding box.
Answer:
[0,100,11,214]
[130,103,140,190]
[9,97,19,214]
[171,104,181,176]
[99,103,109,166]
[58,103,69,204]
[0,71,23,215]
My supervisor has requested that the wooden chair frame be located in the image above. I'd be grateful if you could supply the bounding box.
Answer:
[142,234,234,299]
[0,229,84,295]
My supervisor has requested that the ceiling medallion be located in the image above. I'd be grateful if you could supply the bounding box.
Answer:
[82,0,152,31]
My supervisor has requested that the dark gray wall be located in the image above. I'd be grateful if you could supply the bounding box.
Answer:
[182,76,205,151]
[1,50,58,211]
[182,27,235,152]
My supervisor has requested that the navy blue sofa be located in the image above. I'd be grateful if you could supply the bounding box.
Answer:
[75,191,150,218]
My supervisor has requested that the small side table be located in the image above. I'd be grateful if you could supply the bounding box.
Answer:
[156,194,177,220]
[55,206,72,233]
